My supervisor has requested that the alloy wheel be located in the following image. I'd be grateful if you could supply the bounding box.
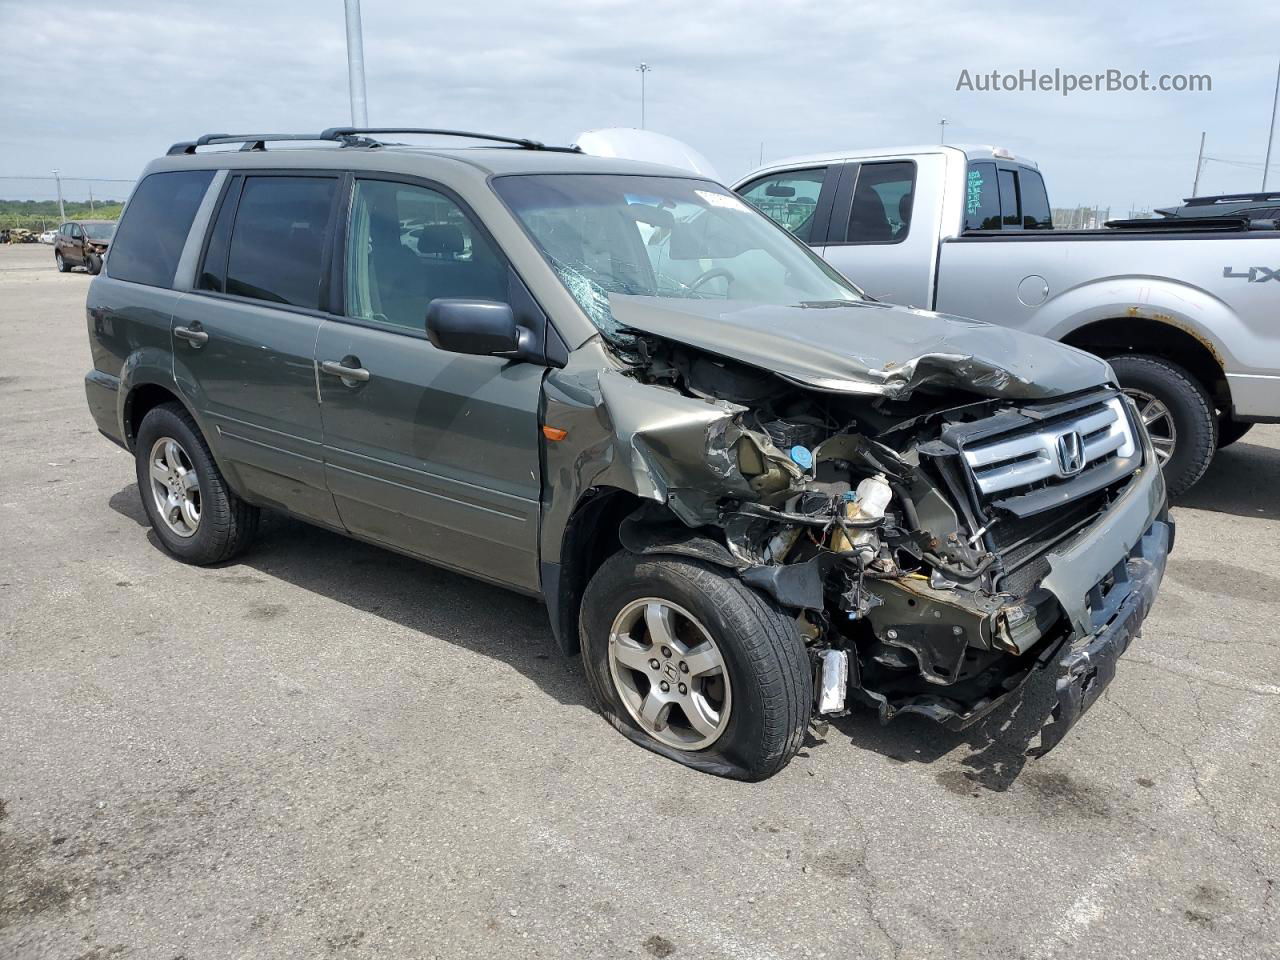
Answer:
[607,598,732,751]
[1125,388,1177,465]
[148,437,201,538]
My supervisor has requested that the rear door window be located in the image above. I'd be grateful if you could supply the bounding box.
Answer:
[845,161,915,243]
[998,169,1020,228]
[197,176,242,293]
[224,176,338,310]
[963,161,1001,230]
[738,168,828,243]
[108,170,215,287]
[1019,170,1053,229]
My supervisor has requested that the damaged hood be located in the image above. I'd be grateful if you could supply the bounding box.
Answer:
[608,296,1112,400]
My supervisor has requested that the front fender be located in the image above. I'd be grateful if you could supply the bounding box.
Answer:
[538,344,757,573]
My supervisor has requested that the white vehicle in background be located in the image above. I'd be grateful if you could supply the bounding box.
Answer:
[733,144,1280,496]
[39,229,57,244]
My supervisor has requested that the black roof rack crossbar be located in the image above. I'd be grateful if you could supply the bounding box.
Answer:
[319,127,580,152]
[1181,191,1280,205]
[166,132,383,156]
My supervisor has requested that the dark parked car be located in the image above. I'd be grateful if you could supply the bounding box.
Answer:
[55,219,115,274]
[83,129,1171,780]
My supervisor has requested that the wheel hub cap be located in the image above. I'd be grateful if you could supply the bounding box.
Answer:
[606,598,732,751]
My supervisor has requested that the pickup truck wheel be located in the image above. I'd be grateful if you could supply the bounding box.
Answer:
[134,403,259,564]
[580,552,811,781]
[55,251,67,273]
[1217,418,1253,448]
[1110,354,1215,497]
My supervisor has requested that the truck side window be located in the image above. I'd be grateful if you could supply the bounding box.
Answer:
[1019,170,1053,229]
[845,161,915,244]
[964,162,1000,230]
[225,176,338,310]
[345,179,508,330]
[738,168,826,243]
[998,169,1020,229]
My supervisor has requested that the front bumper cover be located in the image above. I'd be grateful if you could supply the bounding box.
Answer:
[1037,516,1170,753]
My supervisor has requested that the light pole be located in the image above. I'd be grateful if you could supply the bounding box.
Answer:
[1191,131,1206,197]
[636,62,652,129]
[52,169,66,222]
[939,118,949,144]
[1264,58,1279,191]
[344,0,369,127]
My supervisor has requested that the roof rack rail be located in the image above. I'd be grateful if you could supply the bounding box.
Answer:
[319,127,581,152]
[166,132,381,156]
[167,128,580,157]
[1181,191,1280,205]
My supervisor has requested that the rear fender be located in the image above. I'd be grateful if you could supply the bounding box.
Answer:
[1034,276,1238,372]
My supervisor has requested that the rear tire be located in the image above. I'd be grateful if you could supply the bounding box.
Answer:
[1217,418,1253,449]
[55,251,67,273]
[580,551,812,781]
[1109,354,1215,497]
[134,403,259,564]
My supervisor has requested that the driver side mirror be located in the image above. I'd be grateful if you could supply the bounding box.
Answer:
[426,299,534,361]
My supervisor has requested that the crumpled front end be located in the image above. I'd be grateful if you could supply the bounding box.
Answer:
[542,333,1170,754]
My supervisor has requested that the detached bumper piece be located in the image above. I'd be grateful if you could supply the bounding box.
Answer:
[1037,518,1171,754]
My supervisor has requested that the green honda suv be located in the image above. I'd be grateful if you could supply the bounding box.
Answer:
[84,129,1170,780]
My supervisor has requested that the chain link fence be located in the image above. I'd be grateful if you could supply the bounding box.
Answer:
[0,176,135,232]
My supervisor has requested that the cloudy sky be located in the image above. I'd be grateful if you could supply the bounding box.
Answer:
[1,0,1277,211]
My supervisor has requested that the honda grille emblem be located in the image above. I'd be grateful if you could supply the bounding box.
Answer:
[1056,431,1085,476]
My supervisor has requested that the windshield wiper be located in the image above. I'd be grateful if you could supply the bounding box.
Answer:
[797,299,874,308]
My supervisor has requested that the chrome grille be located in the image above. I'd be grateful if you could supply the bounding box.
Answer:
[962,397,1136,497]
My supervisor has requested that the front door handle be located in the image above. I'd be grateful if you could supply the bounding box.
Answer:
[174,325,209,347]
[320,359,371,383]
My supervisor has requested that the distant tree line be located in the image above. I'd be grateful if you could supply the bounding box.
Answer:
[0,199,125,230]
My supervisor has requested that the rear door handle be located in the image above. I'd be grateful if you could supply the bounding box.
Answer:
[319,359,371,382]
[174,325,209,346]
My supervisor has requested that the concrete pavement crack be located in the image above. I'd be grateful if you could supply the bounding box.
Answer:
[836,796,903,960]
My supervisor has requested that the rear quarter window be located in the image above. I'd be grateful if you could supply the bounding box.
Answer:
[107,170,215,288]
[963,161,1000,230]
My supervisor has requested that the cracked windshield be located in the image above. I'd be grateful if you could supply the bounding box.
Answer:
[493,174,862,337]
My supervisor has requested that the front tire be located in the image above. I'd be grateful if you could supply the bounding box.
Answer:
[86,253,102,276]
[134,403,259,564]
[1109,354,1215,497]
[580,552,812,781]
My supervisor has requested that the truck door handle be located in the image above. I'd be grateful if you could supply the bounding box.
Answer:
[320,359,371,383]
[174,325,209,346]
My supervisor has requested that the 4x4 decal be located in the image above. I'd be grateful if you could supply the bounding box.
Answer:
[1223,266,1279,282]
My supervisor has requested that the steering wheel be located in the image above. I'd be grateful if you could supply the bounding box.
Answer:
[689,267,735,292]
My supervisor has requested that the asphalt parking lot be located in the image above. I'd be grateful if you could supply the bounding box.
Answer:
[0,240,1276,960]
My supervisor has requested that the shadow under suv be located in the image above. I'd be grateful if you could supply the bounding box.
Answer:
[84,128,1171,780]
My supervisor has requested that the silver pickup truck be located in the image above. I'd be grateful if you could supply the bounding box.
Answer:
[733,145,1280,495]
